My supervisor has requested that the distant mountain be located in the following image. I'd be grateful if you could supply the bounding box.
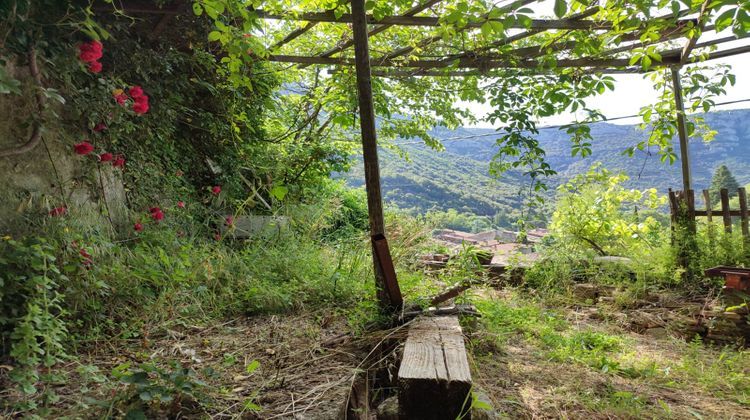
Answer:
[343,108,750,221]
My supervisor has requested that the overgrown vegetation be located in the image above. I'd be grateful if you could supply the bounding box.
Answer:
[2,0,750,417]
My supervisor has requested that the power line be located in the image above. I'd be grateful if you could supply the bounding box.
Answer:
[394,98,750,145]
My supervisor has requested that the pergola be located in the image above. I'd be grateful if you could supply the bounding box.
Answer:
[112,0,750,311]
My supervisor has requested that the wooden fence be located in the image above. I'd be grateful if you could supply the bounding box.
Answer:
[668,187,749,236]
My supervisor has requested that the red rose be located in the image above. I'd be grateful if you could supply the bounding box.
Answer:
[134,222,144,232]
[114,93,128,106]
[99,152,113,162]
[93,123,107,132]
[78,41,103,63]
[88,61,102,73]
[112,155,126,168]
[211,185,221,196]
[73,141,94,155]
[129,85,145,99]
[225,215,234,226]
[132,100,149,115]
[177,201,185,208]
[149,207,164,222]
[49,206,67,217]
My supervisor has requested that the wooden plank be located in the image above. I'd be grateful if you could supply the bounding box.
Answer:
[739,187,749,237]
[668,189,678,224]
[703,189,713,222]
[694,209,742,217]
[671,67,692,192]
[687,189,696,224]
[399,316,471,419]
[351,0,390,310]
[721,188,732,233]
[372,234,404,310]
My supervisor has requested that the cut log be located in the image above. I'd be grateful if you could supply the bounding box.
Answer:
[398,316,472,419]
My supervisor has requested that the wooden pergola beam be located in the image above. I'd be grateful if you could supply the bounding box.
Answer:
[680,0,710,63]
[269,53,671,69]
[270,22,318,50]
[256,10,614,30]
[316,0,444,58]
[377,0,538,61]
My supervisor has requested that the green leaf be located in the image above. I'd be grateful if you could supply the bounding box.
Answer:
[208,31,222,41]
[270,185,288,201]
[553,0,567,18]
[246,359,260,374]
[192,3,203,16]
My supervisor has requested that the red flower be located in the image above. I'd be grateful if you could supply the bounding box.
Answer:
[211,186,222,196]
[134,222,144,232]
[113,89,128,106]
[225,215,234,226]
[133,100,149,115]
[99,152,113,162]
[177,201,185,208]
[88,61,102,73]
[112,155,126,168]
[49,206,67,217]
[78,40,103,63]
[79,248,92,259]
[73,141,94,155]
[214,232,221,241]
[129,85,145,99]
[149,207,164,222]
[93,122,107,132]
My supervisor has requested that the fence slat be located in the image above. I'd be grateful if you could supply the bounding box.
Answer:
[702,189,712,222]
[686,189,696,232]
[739,187,749,237]
[721,188,732,233]
[668,189,678,224]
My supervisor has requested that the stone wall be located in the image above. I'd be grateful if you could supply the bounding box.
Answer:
[0,60,127,234]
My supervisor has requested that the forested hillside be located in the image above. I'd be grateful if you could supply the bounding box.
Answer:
[345,108,750,219]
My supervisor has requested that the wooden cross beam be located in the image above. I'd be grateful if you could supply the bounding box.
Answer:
[378,0,539,61]
[268,53,671,69]
[315,0,444,58]
[256,9,614,30]
[270,22,318,50]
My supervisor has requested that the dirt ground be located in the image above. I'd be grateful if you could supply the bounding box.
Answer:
[2,289,748,419]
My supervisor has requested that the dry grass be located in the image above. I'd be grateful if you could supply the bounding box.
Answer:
[468,287,750,419]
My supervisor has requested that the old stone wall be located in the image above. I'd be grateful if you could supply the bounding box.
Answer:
[0,60,127,234]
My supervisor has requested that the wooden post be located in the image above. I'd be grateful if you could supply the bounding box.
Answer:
[702,189,713,223]
[687,189,696,232]
[351,0,393,310]
[671,67,692,192]
[703,188,716,247]
[739,187,749,237]
[721,188,732,233]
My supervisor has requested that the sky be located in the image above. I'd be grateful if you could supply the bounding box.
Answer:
[461,2,750,128]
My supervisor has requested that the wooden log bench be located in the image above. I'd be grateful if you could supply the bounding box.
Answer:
[398,316,472,419]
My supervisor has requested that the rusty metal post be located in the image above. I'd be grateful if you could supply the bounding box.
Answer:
[351,0,399,310]
[671,67,692,192]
